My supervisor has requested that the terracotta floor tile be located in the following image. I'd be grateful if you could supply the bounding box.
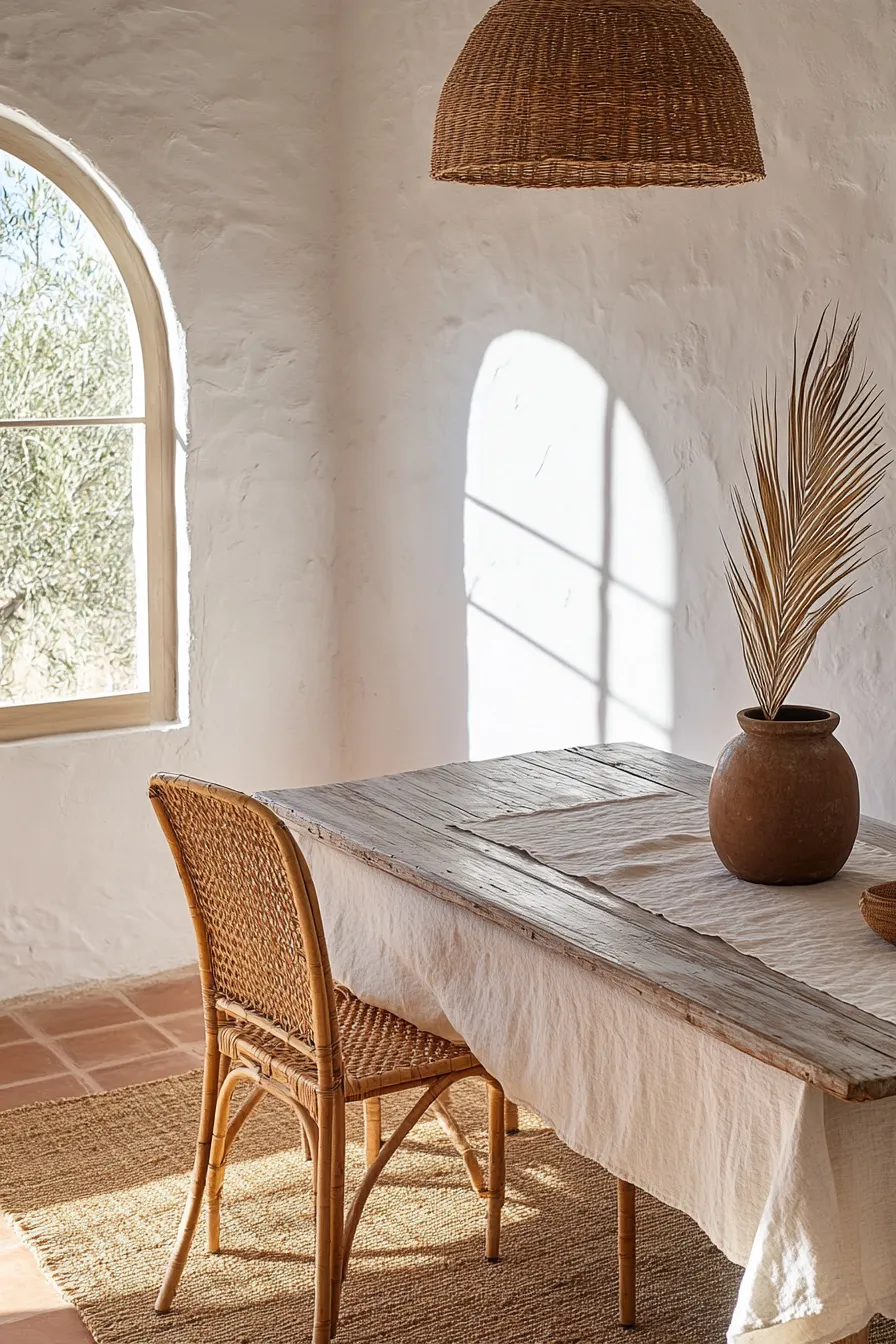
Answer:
[21,994,138,1039]
[0,974,208,1343]
[0,1236,68,1323]
[89,1048,198,1091]
[155,1010,206,1048]
[0,1308,93,1341]
[0,1042,66,1087]
[121,971,201,1018]
[55,1021,172,1071]
[0,1075,89,1113]
[0,1017,29,1048]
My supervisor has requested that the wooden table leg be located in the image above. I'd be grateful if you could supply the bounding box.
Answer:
[363,1097,381,1165]
[617,1179,636,1328]
[503,1100,519,1134]
[614,1173,863,1341]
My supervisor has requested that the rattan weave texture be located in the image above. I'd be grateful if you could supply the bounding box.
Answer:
[219,996,477,1111]
[861,883,896,947]
[155,782,317,1042]
[432,0,765,188]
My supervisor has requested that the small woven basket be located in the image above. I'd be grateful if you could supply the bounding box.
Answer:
[860,882,896,946]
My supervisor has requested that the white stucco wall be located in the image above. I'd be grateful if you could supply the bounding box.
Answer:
[0,0,340,996]
[335,0,896,815]
[3,0,896,998]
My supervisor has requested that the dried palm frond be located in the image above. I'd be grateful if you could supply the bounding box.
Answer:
[726,310,889,720]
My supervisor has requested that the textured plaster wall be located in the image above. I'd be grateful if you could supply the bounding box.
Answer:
[335,0,896,816]
[3,0,896,997]
[0,0,340,996]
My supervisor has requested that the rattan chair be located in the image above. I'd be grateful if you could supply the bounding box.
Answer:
[150,774,506,1344]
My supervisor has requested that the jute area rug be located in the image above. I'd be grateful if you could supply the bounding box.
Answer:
[0,1072,889,1344]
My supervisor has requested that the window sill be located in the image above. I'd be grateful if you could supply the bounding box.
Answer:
[0,693,183,745]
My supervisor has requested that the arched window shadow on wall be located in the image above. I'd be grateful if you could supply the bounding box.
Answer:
[465,331,675,760]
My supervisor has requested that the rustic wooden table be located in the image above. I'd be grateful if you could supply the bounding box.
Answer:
[262,743,896,1344]
[262,742,896,1106]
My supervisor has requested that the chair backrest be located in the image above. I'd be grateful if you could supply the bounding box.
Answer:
[149,774,341,1087]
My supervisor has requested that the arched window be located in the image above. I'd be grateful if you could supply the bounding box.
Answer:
[0,114,178,741]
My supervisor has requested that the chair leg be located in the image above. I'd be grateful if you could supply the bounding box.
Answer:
[206,1066,258,1253]
[330,1097,347,1336]
[155,1040,222,1312]
[363,1097,382,1166]
[300,1120,313,1162]
[313,1092,346,1344]
[618,1179,636,1328]
[486,1081,506,1262]
[504,1100,520,1135]
[288,1100,320,1207]
[341,1071,483,1283]
[432,1096,486,1193]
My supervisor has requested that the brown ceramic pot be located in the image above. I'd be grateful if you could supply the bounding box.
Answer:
[708,705,859,885]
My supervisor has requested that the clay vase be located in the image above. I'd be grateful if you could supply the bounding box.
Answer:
[708,706,859,885]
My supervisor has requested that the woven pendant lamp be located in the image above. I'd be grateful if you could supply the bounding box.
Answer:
[432,0,764,188]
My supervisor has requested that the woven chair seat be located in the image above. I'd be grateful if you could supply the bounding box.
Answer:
[219,989,477,1114]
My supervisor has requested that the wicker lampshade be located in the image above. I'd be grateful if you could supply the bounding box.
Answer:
[432,0,765,188]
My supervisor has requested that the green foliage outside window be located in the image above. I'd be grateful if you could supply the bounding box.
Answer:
[0,156,139,705]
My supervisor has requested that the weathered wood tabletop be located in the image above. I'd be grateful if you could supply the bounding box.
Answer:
[260,743,896,1104]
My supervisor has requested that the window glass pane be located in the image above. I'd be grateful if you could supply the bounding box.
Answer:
[0,154,137,419]
[0,424,146,705]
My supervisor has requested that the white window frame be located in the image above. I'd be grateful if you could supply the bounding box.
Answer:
[0,115,178,742]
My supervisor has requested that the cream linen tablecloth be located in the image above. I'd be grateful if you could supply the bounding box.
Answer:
[297,829,896,1344]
